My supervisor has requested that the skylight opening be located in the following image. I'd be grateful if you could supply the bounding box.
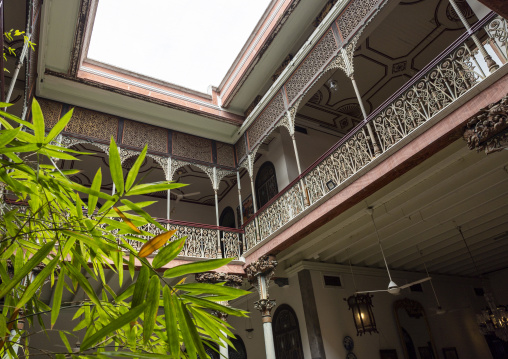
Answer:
[87,0,273,94]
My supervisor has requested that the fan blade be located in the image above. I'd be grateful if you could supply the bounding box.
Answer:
[182,192,201,197]
[355,289,389,294]
[399,277,431,290]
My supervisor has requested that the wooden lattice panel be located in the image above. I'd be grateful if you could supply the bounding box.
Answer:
[172,132,212,163]
[38,98,62,129]
[247,91,286,150]
[336,0,379,40]
[122,120,168,153]
[216,142,236,168]
[65,107,119,142]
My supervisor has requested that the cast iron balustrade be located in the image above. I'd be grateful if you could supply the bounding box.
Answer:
[242,14,507,252]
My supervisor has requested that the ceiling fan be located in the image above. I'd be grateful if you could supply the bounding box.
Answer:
[355,208,431,296]
[170,191,201,215]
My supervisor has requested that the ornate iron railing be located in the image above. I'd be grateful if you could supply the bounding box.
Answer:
[243,14,507,251]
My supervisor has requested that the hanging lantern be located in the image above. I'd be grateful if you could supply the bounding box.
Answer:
[345,294,378,336]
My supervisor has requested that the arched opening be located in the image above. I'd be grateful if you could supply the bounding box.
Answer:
[229,335,247,359]
[272,304,304,359]
[219,206,236,229]
[255,161,278,209]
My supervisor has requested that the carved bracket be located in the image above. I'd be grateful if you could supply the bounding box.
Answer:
[464,93,508,154]
[195,272,244,288]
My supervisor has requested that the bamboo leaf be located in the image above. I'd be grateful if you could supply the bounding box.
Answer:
[0,314,6,338]
[131,266,149,309]
[109,137,124,195]
[51,267,66,328]
[45,108,74,144]
[64,180,115,201]
[175,298,206,359]
[152,237,185,269]
[143,276,160,344]
[176,283,250,300]
[64,263,102,308]
[120,199,166,232]
[88,168,102,214]
[181,295,248,317]
[0,241,55,299]
[113,207,141,234]
[32,98,45,145]
[125,145,147,191]
[163,258,232,279]
[128,182,186,196]
[16,256,59,310]
[59,331,72,352]
[0,128,20,147]
[80,303,147,351]
[163,287,179,357]
[138,229,177,258]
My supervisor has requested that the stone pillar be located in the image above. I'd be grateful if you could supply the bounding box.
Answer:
[245,255,278,359]
[195,273,244,359]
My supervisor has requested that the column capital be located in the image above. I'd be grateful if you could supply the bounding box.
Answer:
[245,255,278,284]
[254,299,277,321]
[194,272,244,288]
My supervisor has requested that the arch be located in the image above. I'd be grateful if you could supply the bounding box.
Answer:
[255,161,278,209]
[229,335,247,359]
[219,206,236,229]
[272,304,304,359]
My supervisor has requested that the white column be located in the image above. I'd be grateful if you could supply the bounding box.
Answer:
[263,322,276,359]
[236,171,246,253]
[219,334,229,359]
[166,157,172,221]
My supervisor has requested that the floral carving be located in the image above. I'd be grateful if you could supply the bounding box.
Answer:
[464,94,508,154]
[195,272,243,288]
[245,255,278,284]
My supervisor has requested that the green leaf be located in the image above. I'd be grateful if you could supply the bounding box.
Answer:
[0,314,6,338]
[163,287,179,357]
[181,295,248,317]
[0,241,55,299]
[88,168,102,214]
[128,182,186,196]
[0,127,20,147]
[31,98,45,144]
[138,229,177,258]
[131,266,149,309]
[175,297,206,359]
[109,137,124,195]
[143,276,160,344]
[64,263,102,308]
[65,180,115,201]
[45,108,74,144]
[176,283,250,300]
[120,199,166,232]
[16,256,59,310]
[51,267,67,328]
[59,331,72,352]
[80,303,147,351]
[163,258,232,278]
[152,237,186,269]
[125,145,147,191]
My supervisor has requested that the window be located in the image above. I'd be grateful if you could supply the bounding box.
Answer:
[255,162,278,208]
[273,304,304,359]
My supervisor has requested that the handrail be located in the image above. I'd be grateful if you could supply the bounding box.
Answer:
[241,13,505,249]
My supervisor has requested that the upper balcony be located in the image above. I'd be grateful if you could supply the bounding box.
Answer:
[8,0,508,267]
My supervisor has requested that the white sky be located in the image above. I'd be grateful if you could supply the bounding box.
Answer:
[87,0,272,93]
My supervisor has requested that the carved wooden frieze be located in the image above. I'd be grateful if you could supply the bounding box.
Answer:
[216,142,236,168]
[122,119,168,153]
[65,107,119,142]
[245,255,278,284]
[247,91,286,150]
[195,272,243,288]
[336,0,379,40]
[172,132,212,163]
[38,98,62,129]
[235,135,247,163]
[245,95,262,118]
[464,93,508,154]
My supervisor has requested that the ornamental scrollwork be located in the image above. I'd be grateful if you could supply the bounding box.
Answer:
[485,16,508,63]
[195,272,243,288]
[245,255,278,284]
[254,299,276,315]
[464,93,508,154]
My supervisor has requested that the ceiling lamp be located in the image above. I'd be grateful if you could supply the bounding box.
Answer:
[327,78,338,92]
[345,294,378,336]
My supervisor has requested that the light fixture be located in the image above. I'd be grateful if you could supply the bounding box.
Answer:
[457,226,508,342]
[245,301,254,339]
[326,180,336,191]
[327,78,338,92]
[345,294,378,336]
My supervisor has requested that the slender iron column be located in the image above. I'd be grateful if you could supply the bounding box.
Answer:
[213,167,222,256]
[247,155,261,242]
[245,255,278,359]
[166,158,171,220]
[236,171,246,253]
[448,0,499,72]
[195,273,244,359]
[289,126,311,206]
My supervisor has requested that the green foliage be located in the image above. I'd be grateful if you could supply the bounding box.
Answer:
[0,99,248,358]
[3,29,36,72]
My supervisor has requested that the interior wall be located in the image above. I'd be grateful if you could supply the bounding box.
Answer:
[228,270,312,359]
[293,265,493,359]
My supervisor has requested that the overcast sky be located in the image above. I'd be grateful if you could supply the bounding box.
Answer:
[88,0,272,93]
